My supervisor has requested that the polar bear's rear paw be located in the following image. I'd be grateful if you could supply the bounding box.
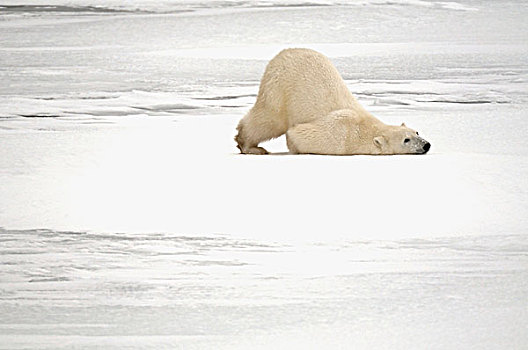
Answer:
[243,146,268,155]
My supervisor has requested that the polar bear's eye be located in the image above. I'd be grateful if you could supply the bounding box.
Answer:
[416,132,419,135]
[404,138,410,144]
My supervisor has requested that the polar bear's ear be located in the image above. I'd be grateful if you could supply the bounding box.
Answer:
[401,122,406,127]
[373,136,386,149]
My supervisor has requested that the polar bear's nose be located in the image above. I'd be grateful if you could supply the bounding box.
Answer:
[423,142,431,153]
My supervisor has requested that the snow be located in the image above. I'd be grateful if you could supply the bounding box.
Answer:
[2,111,527,240]
[1,1,528,349]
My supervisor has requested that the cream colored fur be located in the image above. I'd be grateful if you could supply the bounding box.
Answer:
[287,109,424,155]
[235,48,429,155]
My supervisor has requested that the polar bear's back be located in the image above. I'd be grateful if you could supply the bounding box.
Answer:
[254,48,357,127]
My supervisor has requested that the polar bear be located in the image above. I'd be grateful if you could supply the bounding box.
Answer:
[286,110,430,155]
[235,48,430,155]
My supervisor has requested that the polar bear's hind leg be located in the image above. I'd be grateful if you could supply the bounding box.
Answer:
[235,108,287,155]
[234,127,268,155]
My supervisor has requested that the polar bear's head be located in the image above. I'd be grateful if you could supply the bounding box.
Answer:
[373,123,431,155]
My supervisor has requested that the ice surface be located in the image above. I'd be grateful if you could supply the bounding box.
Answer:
[1,227,527,349]
[0,0,483,14]
[1,1,528,349]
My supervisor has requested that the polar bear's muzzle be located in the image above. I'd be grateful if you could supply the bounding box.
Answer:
[422,141,431,153]
[416,136,431,154]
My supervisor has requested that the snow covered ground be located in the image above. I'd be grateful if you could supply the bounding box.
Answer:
[1,1,528,349]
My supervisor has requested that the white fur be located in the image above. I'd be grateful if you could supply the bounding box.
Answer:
[235,48,428,155]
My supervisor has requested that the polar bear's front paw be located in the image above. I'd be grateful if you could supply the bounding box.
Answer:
[244,146,268,155]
